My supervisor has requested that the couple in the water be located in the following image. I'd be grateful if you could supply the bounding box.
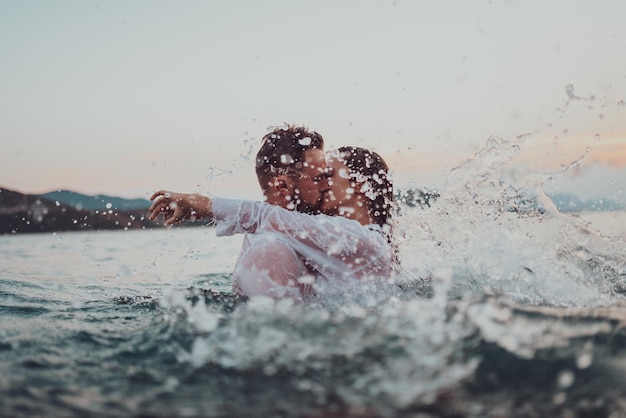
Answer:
[149,124,395,300]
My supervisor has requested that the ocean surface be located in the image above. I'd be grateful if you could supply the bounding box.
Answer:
[2,139,626,417]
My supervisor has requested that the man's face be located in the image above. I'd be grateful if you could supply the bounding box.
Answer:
[288,149,330,214]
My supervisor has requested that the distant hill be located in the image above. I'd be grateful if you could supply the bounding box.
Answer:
[395,187,624,213]
[0,187,211,234]
[2,186,622,235]
[38,190,151,211]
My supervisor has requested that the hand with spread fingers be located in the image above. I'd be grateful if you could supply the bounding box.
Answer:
[149,190,213,227]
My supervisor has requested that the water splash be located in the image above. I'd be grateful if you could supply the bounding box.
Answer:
[395,135,626,307]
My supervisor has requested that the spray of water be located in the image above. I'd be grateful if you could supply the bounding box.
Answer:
[395,133,626,307]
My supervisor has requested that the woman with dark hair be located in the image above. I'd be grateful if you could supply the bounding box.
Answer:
[321,146,394,235]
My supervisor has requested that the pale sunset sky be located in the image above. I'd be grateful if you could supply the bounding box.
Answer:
[1,0,625,203]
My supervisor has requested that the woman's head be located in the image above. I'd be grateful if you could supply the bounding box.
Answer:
[321,146,394,229]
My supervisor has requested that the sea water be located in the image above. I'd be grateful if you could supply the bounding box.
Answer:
[2,139,626,417]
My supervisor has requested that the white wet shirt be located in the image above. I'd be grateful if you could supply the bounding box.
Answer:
[211,197,392,295]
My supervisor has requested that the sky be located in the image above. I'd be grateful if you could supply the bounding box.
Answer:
[1,0,625,203]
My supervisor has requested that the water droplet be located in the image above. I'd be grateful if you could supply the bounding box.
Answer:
[280,154,294,164]
[105,202,113,209]
[618,100,625,106]
[297,275,315,285]
[298,137,311,146]
[557,370,575,389]
[576,351,593,369]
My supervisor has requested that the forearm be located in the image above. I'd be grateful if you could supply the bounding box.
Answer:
[212,197,361,252]
[183,193,213,219]
[212,197,259,236]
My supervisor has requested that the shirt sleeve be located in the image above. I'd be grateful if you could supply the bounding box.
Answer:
[211,197,391,280]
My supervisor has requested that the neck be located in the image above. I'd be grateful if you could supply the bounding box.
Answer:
[338,195,374,226]
[264,192,318,214]
[264,193,289,209]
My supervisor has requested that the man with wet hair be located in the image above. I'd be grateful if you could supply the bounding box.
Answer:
[150,124,331,298]
[254,124,329,215]
[228,124,330,296]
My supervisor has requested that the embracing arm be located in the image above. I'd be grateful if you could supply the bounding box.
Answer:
[211,197,386,258]
[212,197,391,278]
[150,192,378,255]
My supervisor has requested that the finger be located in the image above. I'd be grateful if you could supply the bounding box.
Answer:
[160,211,174,224]
[148,202,164,219]
[169,206,191,226]
[150,190,169,201]
[149,202,172,220]
[149,197,171,213]
[163,206,181,226]
[149,199,163,213]
[164,212,180,227]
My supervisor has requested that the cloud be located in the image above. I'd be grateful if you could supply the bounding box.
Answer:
[510,135,625,170]
[588,142,626,168]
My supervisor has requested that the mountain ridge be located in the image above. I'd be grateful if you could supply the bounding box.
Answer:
[37,189,151,211]
[0,187,213,234]
[0,187,159,234]
[1,186,623,234]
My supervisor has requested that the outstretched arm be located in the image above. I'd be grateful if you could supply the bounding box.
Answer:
[149,190,213,227]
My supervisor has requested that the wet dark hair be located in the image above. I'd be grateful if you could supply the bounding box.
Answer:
[255,124,324,188]
[335,146,394,230]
